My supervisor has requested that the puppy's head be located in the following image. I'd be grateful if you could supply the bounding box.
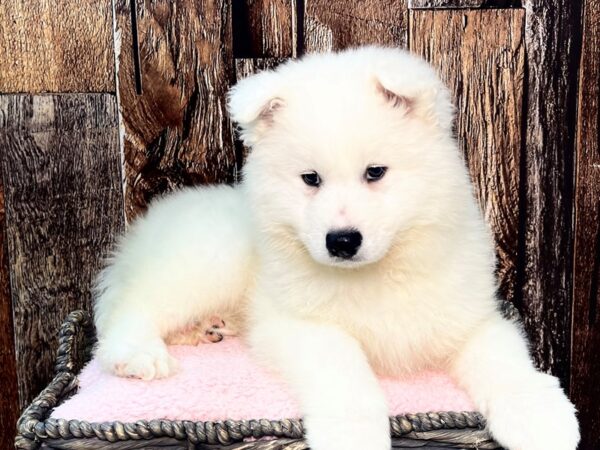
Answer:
[229,47,462,268]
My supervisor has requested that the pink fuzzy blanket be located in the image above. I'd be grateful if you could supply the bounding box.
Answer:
[51,338,474,422]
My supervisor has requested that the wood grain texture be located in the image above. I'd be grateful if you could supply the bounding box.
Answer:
[235,58,289,80]
[0,181,19,450]
[0,94,125,408]
[408,0,521,8]
[410,9,525,304]
[518,0,582,384]
[0,0,115,93]
[233,0,297,58]
[115,0,237,220]
[303,0,408,52]
[571,1,600,448]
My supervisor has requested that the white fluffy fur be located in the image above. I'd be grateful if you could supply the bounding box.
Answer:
[94,47,579,450]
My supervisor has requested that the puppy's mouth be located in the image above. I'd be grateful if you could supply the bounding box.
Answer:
[326,254,373,269]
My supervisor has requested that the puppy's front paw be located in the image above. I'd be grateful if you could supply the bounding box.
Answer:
[487,373,579,450]
[305,413,390,450]
[97,340,178,380]
[165,316,238,345]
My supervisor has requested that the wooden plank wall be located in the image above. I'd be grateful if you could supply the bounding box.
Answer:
[519,0,582,385]
[0,94,125,407]
[0,181,19,450]
[0,2,123,448]
[1,0,598,448]
[571,1,600,448]
[409,8,525,305]
[0,1,115,92]
[303,0,408,51]
[114,0,237,220]
[232,0,297,58]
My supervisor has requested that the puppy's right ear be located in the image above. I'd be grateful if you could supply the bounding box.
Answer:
[228,70,285,146]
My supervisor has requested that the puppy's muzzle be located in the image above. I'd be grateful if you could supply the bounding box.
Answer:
[326,229,362,259]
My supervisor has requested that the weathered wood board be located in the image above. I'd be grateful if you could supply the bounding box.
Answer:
[114,0,237,220]
[0,182,19,450]
[233,0,297,58]
[0,94,125,408]
[0,0,115,93]
[408,0,521,8]
[519,0,583,384]
[303,0,408,52]
[410,9,525,305]
[571,1,600,448]
[234,58,289,82]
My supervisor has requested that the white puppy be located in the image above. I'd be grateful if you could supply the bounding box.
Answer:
[94,47,579,450]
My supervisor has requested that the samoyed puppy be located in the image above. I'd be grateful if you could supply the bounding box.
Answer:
[94,47,579,450]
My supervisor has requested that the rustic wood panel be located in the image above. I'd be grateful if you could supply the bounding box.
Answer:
[0,182,19,450]
[410,9,525,304]
[408,0,521,8]
[0,0,115,93]
[232,0,297,58]
[234,59,288,113]
[571,1,600,448]
[0,94,125,408]
[518,0,582,384]
[303,0,408,52]
[114,0,237,220]
[235,58,289,81]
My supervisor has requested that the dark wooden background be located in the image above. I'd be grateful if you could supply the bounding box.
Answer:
[0,0,598,449]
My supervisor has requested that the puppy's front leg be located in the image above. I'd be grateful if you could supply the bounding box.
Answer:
[250,316,390,450]
[450,316,579,450]
[95,312,178,380]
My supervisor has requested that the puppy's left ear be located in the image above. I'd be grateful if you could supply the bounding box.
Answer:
[373,59,454,131]
[228,70,285,146]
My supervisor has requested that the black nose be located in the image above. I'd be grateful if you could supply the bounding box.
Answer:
[326,229,362,259]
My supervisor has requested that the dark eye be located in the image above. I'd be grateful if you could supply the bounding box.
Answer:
[301,171,321,187]
[365,166,387,182]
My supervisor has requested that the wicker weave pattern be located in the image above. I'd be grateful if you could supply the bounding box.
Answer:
[15,311,502,449]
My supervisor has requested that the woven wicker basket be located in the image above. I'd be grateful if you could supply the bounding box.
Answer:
[15,310,511,449]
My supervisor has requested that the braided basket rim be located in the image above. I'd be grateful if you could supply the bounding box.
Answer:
[15,310,507,449]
